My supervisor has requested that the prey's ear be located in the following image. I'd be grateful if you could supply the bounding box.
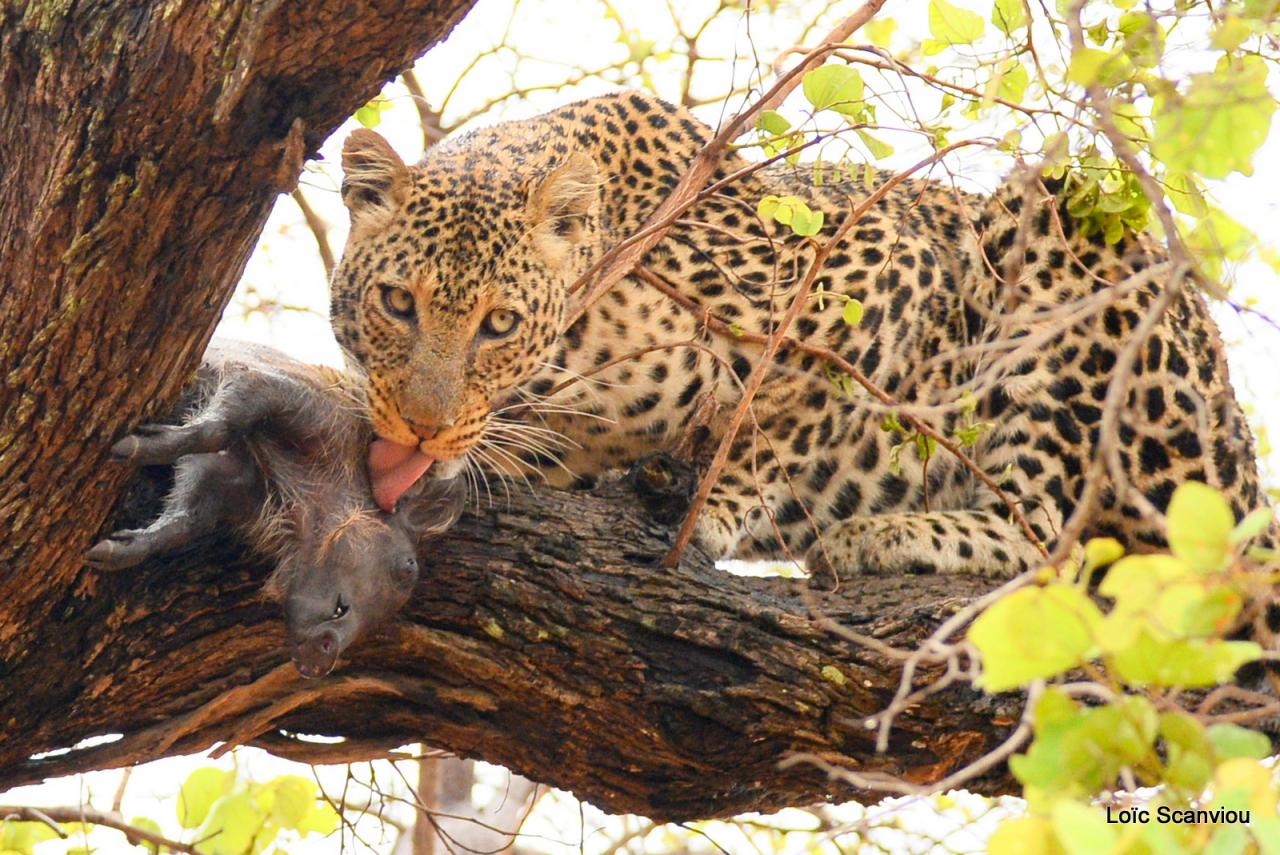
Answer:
[341,129,410,229]
[527,151,600,262]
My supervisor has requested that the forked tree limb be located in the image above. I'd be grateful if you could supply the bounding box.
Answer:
[0,0,472,782]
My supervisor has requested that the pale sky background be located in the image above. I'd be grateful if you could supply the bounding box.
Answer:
[8,1,1279,853]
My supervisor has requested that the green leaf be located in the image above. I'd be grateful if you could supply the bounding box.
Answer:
[791,208,824,237]
[354,97,389,129]
[1167,481,1235,572]
[1118,11,1164,67]
[1083,537,1124,573]
[757,195,781,221]
[988,816,1059,855]
[1153,55,1276,179]
[179,767,236,830]
[1051,801,1118,855]
[1067,48,1115,86]
[1230,507,1274,545]
[198,791,265,855]
[855,129,893,159]
[994,60,1029,103]
[1110,632,1260,687]
[0,820,60,855]
[1252,817,1280,855]
[756,109,791,136]
[1097,554,1193,645]
[928,0,985,45]
[297,801,340,836]
[266,775,316,829]
[1205,825,1249,855]
[992,0,1028,35]
[1212,15,1255,51]
[841,298,864,327]
[801,65,864,116]
[130,817,164,853]
[865,18,897,48]
[1208,723,1272,761]
[969,584,1102,691]
[1161,711,1215,791]
[1166,174,1209,217]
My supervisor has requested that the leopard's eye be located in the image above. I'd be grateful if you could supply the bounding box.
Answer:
[380,286,416,320]
[481,308,521,339]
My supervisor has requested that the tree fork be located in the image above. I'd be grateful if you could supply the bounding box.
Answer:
[0,0,471,757]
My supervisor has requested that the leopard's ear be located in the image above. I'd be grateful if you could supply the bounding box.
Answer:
[527,151,600,255]
[341,129,409,229]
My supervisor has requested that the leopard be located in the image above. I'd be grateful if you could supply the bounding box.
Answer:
[327,89,1271,582]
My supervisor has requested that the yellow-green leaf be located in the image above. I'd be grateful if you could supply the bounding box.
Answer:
[354,97,389,129]
[756,109,791,136]
[994,60,1029,103]
[129,816,164,853]
[1083,537,1124,573]
[1051,801,1118,855]
[928,0,985,45]
[1067,48,1111,86]
[969,584,1103,691]
[1208,723,1272,761]
[1211,15,1254,51]
[1153,55,1276,179]
[801,65,864,116]
[992,0,1028,35]
[1230,507,1274,545]
[1167,481,1235,572]
[855,129,893,159]
[0,821,60,855]
[841,298,864,327]
[266,775,316,829]
[989,816,1061,855]
[198,792,264,855]
[297,801,340,836]
[1110,632,1260,687]
[865,17,897,48]
[179,767,236,830]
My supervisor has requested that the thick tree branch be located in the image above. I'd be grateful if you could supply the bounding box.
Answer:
[0,447,1024,821]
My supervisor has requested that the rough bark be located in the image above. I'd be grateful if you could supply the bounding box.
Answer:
[0,443,1019,820]
[0,0,471,758]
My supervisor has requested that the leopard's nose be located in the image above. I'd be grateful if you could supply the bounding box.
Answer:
[408,416,454,437]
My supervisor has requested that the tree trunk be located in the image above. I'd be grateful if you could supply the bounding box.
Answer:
[0,0,471,758]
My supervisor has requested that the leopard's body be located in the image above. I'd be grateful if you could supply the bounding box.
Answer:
[329,90,1268,578]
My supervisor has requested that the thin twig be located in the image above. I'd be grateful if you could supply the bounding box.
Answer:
[566,0,890,321]
[0,805,202,854]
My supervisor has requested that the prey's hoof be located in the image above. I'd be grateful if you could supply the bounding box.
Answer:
[109,424,182,464]
[85,530,148,571]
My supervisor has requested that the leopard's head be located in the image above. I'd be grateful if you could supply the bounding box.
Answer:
[330,128,602,464]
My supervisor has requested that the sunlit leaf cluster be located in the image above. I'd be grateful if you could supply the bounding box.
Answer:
[971,483,1278,855]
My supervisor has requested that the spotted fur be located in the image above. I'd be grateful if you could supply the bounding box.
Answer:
[329,90,1269,578]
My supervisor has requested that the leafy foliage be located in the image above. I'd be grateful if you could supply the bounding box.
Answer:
[1,767,340,855]
[970,484,1277,854]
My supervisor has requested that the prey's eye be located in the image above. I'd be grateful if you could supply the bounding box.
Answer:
[380,286,416,320]
[330,597,349,620]
[481,308,521,339]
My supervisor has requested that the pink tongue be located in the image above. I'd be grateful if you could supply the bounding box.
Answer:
[369,439,435,512]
